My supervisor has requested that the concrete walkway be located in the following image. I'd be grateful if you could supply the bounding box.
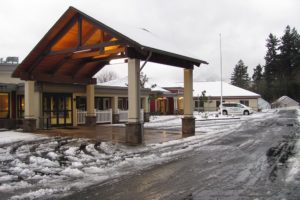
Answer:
[37,125,182,145]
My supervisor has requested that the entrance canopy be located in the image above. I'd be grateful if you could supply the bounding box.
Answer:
[13,6,208,85]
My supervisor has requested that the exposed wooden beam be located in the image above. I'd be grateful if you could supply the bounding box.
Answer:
[126,47,195,69]
[27,54,47,74]
[82,26,98,45]
[20,71,96,84]
[45,55,72,74]
[82,62,108,78]
[77,15,82,47]
[49,15,78,51]
[48,40,125,56]
[71,47,125,59]
[74,61,108,78]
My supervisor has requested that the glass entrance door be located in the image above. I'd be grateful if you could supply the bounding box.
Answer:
[43,93,72,126]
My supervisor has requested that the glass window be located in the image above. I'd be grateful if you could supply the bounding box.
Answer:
[17,95,24,118]
[0,93,9,118]
[240,100,249,106]
[76,96,86,111]
[118,97,128,110]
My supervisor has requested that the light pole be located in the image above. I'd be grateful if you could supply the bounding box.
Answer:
[219,33,223,116]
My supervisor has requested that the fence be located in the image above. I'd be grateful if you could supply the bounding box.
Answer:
[96,109,112,123]
[77,110,87,125]
[77,109,112,124]
[77,109,143,124]
[118,109,144,122]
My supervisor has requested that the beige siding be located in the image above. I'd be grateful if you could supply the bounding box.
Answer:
[195,98,259,112]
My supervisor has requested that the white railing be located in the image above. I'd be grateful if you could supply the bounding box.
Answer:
[77,109,143,124]
[96,109,112,124]
[77,110,87,125]
[140,109,144,122]
[118,109,128,122]
[77,109,112,124]
[118,109,144,122]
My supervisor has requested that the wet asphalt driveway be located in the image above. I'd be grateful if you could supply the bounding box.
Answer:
[62,109,300,200]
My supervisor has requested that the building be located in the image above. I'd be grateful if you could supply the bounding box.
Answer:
[161,81,260,113]
[100,79,261,114]
[0,64,151,129]
[8,6,208,144]
[0,57,24,129]
[271,96,299,108]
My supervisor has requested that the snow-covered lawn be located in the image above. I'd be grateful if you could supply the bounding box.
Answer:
[0,110,279,199]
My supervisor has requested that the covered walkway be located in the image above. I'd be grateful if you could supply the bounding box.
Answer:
[13,6,208,144]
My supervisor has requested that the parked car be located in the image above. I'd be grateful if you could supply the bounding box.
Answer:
[219,102,253,115]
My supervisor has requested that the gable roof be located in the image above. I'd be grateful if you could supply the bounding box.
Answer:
[163,81,260,98]
[98,76,171,94]
[13,6,207,85]
[272,96,299,106]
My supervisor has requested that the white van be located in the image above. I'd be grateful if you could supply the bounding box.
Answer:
[220,102,253,115]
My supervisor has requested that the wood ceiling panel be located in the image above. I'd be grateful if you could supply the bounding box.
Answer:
[33,54,66,73]
[51,21,78,51]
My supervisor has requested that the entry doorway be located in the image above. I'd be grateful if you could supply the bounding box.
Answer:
[43,93,73,127]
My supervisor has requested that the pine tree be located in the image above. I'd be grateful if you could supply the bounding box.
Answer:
[278,26,300,100]
[263,33,279,101]
[252,64,263,94]
[230,60,250,89]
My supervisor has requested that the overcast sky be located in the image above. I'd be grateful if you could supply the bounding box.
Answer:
[0,0,299,83]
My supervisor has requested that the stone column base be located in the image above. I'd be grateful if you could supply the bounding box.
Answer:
[85,116,96,126]
[182,117,195,136]
[144,112,150,122]
[112,114,119,124]
[125,122,144,145]
[23,118,37,132]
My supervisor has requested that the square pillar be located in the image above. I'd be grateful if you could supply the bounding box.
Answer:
[23,81,36,132]
[86,84,96,126]
[112,96,119,123]
[126,58,144,145]
[174,97,178,114]
[142,97,150,122]
[182,69,195,136]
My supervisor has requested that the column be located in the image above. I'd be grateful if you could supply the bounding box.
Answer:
[126,58,144,145]
[174,97,178,114]
[112,96,119,123]
[182,68,195,136]
[143,96,150,122]
[86,84,96,126]
[23,81,36,132]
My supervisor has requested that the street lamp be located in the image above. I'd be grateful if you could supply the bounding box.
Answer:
[219,33,223,116]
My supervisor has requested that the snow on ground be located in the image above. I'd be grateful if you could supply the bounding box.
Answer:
[286,108,300,183]
[0,110,278,199]
[0,131,43,145]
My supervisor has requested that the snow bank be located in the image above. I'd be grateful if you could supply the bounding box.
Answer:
[0,131,42,145]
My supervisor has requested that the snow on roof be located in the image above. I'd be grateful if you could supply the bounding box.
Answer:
[164,81,260,97]
[97,77,171,93]
[99,79,259,97]
[273,96,299,105]
[79,7,206,64]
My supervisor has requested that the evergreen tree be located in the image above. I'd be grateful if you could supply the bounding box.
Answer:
[252,64,264,94]
[230,60,250,89]
[263,33,279,101]
[278,26,300,100]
